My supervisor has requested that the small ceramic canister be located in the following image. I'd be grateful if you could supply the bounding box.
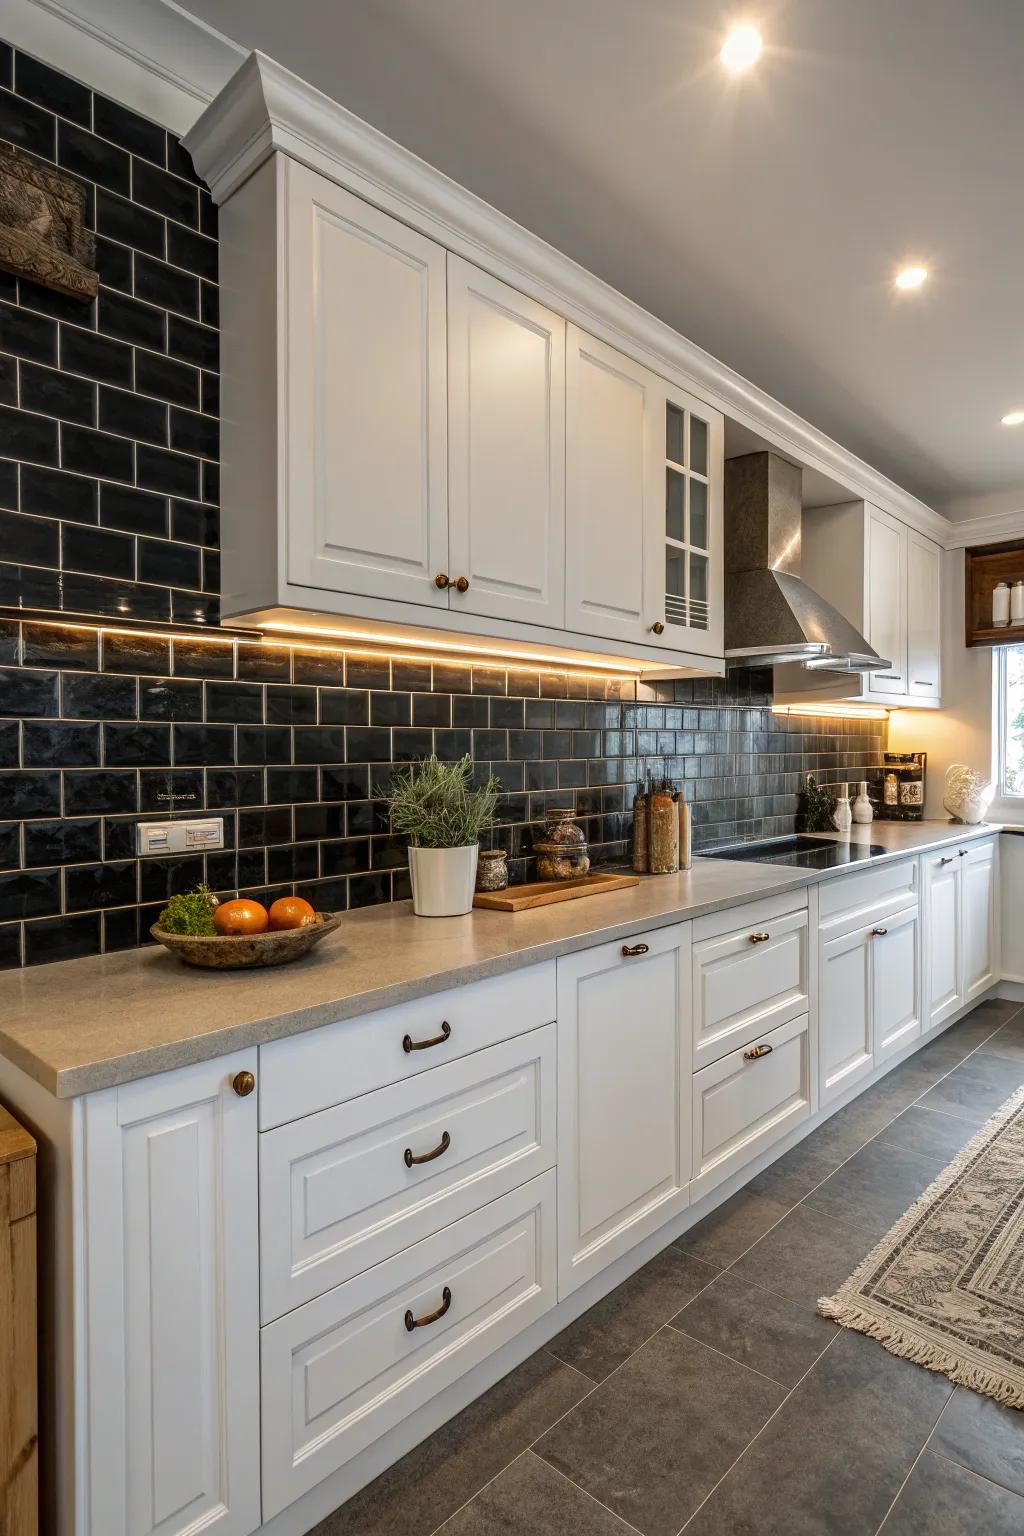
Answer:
[1012,580,1024,625]
[475,848,509,892]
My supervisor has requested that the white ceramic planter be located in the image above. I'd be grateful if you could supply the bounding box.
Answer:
[407,845,479,917]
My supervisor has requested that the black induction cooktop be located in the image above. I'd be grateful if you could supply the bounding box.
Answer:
[703,835,890,870]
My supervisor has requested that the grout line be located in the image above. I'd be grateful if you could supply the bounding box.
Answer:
[923,1445,1024,1504]
[675,1330,842,1533]
[872,1405,950,1533]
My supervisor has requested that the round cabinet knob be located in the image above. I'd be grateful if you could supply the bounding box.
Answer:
[232,1070,256,1098]
[434,572,452,589]
[453,576,470,593]
[650,621,665,635]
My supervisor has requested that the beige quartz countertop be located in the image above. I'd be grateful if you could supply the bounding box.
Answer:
[0,820,999,1099]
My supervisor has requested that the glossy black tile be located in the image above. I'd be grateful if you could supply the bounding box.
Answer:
[138,768,203,813]
[0,666,59,717]
[172,723,235,766]
[265,685,316,725]
[0,822,20,870]
[102,632,170,676]
[0,867,61,920]
[24,720,100,767]
[58,119,130,193]
[0,507,56,568]
[64,768,137,815]
[94,188,165,259]
[205,681,263,723]
[66,860,138,911]
[167,314,217,369]
[1,403,59,464]
[98,385,168,445]
[60,422,133,483]
[1,301,57,364]
[139,852,204,902]
[0,923,21,969]
[103,721,170,766]
[23,817,101,868]
[24,912,101,965]
[20,362,95,426]
[15,51,91,124]
[59,325,133,387]
[0,86,55,159]
[205,768,265,808]
[132,159,199,227]
[100,482,169,537]
[135,350,200,409]
[93,94,167,163]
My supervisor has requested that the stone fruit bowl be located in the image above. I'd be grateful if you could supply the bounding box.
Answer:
[150,912,343,969]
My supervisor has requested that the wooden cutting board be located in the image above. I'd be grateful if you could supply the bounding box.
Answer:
[473,871,640,911]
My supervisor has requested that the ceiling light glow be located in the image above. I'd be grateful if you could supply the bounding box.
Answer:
[720,25,763,71]
[1001,411,1024,427]
[894,266,928,290]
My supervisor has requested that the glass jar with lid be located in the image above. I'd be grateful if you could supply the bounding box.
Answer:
[533,808,591,881]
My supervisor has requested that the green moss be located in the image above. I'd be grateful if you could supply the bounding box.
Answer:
[158,883,218,936]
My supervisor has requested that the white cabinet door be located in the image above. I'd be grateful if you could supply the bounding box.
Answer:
[923,851,962,1027]
[556,924,691,1297]
[565,326,660,645]
[83,1055,260,1536]
[819,925,873,1106]
[962,839,999,1003]
[872,905,921,1061]
[647,377,725,658]
[866,506,907,697]
[906,531,942,702]
[447,256,565,627]
[285,161,449,606]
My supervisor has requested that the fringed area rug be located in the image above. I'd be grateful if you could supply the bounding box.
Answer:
[819,1083,1024,1409]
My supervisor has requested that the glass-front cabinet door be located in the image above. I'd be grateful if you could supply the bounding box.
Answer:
[646,381,723,657]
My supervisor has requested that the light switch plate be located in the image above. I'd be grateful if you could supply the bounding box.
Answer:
[137,818,225,856]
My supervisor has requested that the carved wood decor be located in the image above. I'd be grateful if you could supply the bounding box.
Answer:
[0,142,98,301]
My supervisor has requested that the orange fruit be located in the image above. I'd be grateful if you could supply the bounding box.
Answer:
[213,898,269,935]
[268,896,317,931]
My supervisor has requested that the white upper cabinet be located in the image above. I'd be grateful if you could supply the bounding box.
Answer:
[906,530,942,700]
[565,327,724,654]
[776,500,942,709]
[565,326,659,645]
[447,257,565,627]
[865,507,908,697]
[285,162,449,607]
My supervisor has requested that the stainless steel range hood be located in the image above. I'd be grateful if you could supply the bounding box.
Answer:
[723,452,889,672]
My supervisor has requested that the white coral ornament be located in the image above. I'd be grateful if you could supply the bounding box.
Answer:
[943,763,994,825]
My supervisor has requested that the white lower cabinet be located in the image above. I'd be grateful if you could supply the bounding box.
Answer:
[691,1013,811,1200]
[260,1172,556,1518]
[691,893,809,1069]
[923,837,1000,1025]
[555,924,691,1298]
[819,888,921,1106]
[259,1025,555,1320]
[83,1055,261,1536]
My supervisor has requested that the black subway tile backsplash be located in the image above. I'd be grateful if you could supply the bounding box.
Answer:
[0,47,887,965]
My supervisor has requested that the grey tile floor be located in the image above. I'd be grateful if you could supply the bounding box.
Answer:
[313,998,1024,1536]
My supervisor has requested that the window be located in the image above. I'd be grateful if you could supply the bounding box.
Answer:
[996,646,1024,795]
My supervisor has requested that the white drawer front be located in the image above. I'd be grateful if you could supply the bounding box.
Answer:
[818,855,918,934]
[259,962,555,1129]
[692,904,808,1068]
[259,1026,555,1320]
[691,1013,811,1200]
[260,1172,556,1518]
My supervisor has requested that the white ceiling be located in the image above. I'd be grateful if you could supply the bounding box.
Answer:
[175,0,1024,517]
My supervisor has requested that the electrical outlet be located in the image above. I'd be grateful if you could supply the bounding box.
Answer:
[137,818,225,856]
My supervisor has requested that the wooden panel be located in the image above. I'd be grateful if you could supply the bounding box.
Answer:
[447,256,565,626]
[259,1027,556,1319]
[819,925,873,1106]
[285,161,449,606]
[691,1013,811,1199]
[259,963,555,1130]
[556,925,690,1298]
[872,905,921,1061]
[565,326,658,644]
[0,1116,37,1536]
[965,538,1024,646]
[692,905,809,1068]
[85,1056,260,1536]
[260,1172,555,1518]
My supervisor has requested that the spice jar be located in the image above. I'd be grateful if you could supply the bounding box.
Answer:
[475,849,509,892]
[632,784,650,872]
[534,808,591,881]
[646,780,679,875]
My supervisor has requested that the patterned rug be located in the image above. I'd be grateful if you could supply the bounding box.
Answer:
[819,1084,1024,1408]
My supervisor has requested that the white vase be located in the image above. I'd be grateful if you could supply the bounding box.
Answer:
[852,782,873,824]
[407,845,479,916]
[832,785,852,835]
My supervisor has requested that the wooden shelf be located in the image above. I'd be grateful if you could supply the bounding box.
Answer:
[965,539,1024,646]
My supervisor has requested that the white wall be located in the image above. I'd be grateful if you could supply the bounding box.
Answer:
[888,547,994,819]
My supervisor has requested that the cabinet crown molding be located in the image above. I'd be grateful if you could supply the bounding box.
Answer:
[185,50,951,549]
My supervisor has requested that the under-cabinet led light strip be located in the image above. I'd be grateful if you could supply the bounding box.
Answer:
[772,704,891,721]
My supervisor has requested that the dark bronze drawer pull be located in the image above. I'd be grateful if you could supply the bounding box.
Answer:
[404,1130,451,1168]
[621,942,649,957]
[940,856,954,866]
[403,1020,452,1054]
[749,931,770,944]
[744,1043,773,1060]
[405,1286,452,1332]
[870,927,888,937]
[958,849,968,857]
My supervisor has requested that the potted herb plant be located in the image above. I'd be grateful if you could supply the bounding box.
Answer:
[387,754,500,916]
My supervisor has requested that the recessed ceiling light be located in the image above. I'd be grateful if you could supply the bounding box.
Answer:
[721,25,763,72]
[895,266,928,290]
[1002,411,1024,427]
